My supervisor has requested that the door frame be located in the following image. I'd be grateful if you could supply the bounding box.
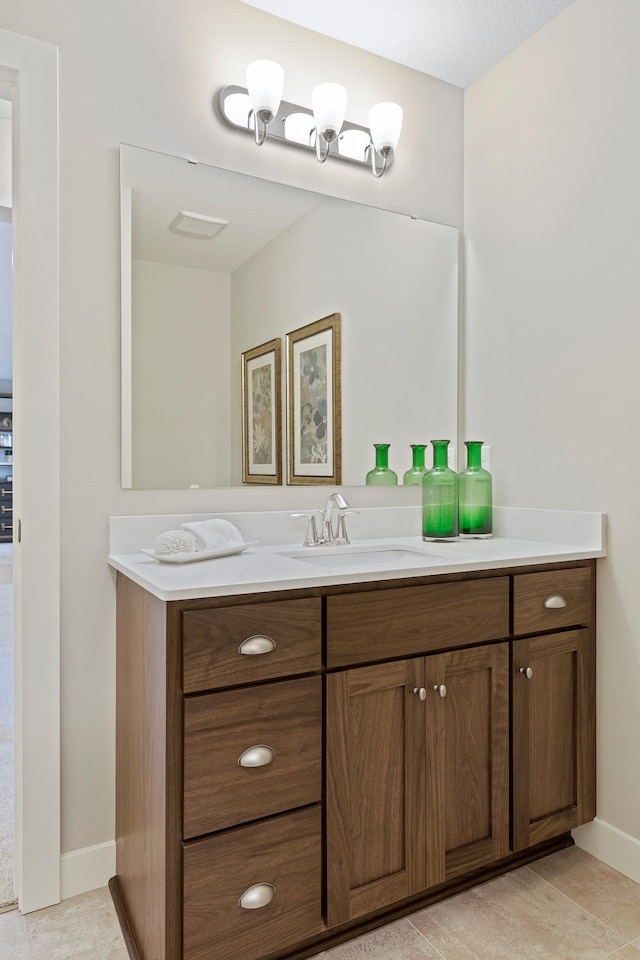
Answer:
[0,28,60,913]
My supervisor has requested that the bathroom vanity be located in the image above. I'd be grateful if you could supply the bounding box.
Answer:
[108,507,604,960]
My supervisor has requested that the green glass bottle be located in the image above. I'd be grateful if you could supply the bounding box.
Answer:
[403,444,427,485]
[459,441,492,538]
[366,443,398,485]
[422,440,458,541]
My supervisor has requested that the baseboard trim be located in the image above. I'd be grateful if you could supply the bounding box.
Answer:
[573,818,640,884]
[61,841,116,900]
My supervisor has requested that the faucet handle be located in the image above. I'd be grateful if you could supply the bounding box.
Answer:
[334,509,360,545]
[290,512,321,547]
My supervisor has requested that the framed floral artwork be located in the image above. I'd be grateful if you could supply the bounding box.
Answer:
[242,338,282,484]
[287,312,341,485]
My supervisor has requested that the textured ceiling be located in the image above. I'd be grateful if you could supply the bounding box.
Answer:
[239,0,577,87]
[124,145,324,272]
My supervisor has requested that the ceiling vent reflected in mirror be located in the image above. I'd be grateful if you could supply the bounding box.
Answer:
[170,211,229,239]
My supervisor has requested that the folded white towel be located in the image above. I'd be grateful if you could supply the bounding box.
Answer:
[180,518,245,552]
[153,529,198,556]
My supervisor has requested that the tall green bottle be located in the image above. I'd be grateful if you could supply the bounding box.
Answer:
[403,444,427,485]
[422,440,458,541]
[366,443,398,485]
[459,441,492,538]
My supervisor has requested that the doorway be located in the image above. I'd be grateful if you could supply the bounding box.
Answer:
[0,92,14,911]
[0,28,60,915]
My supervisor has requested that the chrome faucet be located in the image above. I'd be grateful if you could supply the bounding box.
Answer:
[321,492,350,543]
[291,493,359,547]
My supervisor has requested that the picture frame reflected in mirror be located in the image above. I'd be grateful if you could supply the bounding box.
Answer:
[287,313,341,486]
[241,338,282,485]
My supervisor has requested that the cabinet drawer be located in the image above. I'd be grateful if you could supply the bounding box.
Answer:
[183,676,322,837]
[513,567,592,636]
[183,806,322,960]
[182,598,322,693]
[326,577,509,667]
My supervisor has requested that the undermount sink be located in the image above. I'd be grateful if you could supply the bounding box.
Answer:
[278,543,459,569]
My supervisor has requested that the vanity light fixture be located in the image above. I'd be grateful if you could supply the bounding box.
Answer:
[217,60,402,178]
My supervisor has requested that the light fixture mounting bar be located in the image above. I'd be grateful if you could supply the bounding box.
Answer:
[217,85,393,170]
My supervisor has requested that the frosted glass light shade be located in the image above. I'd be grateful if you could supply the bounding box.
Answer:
[223,92,254,129]
[246,60,284,118]
[312,83,347,139]
[369,102,403,153]
[338,129,371,162]
[284,112,316,146]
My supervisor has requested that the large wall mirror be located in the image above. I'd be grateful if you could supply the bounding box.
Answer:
[121,144,459,490]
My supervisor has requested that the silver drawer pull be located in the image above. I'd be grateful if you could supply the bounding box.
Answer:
[238,635,276,656]
[238,745,275,768]
[413,687,427,701]
[238,882,275,910]
[544,594,567,609]
[519,666,534,680]
[433,684,447,698]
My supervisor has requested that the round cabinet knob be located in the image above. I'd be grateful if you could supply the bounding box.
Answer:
[433,684,447,698]
[238,882,275,910]
[413,687,427,701]
[544,594,567,609]
[519,666,534,680]
[238,635,276,656]
[238,745,275,768]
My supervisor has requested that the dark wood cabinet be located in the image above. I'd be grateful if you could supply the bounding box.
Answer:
[326,639,510,926]
[183,675,322,837]
[326,576,509,667]
[512,628,596,851]
[183,806,322,960]
[113,577,323,960]
[112,558,596,960]
[182,597,322,692]
[424,642,510,887]
[326,658,426,925]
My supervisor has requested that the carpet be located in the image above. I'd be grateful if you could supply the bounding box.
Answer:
[0,555,15,908]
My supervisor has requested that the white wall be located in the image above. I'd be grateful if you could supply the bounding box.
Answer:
[0,0,463,873]
[465,0,640,876]
[131,259,231,489]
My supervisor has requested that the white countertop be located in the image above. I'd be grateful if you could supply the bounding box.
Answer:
[108,506,606,601]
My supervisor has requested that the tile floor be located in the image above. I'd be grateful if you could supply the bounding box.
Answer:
[1,845,639,960]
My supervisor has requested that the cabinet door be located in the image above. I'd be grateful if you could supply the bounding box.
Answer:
[425,643,510,887]
[326,659,426,926]
[512,629,596,851]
